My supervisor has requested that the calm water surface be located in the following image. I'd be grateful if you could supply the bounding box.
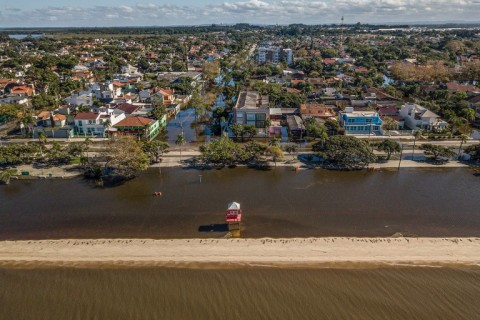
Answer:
[1,167,479,239]
[1,266,480,320]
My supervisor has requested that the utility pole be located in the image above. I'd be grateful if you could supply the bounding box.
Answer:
[398,143,404,171]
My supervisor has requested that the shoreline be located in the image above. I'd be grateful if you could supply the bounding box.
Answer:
[8,159,477,180]
[1,237,479,268]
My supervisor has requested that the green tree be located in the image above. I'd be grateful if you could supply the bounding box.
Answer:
[199,136,245,166]
[102,135,149,178]
[306,122,328,143]
[420,144,456,163]
[268,136,280,147]
[376,140,401,160]
[143,140,169,163]
[313,136,376,170]
[461,108,476,123]
[267,146,284,167]
[284,144,298,160]
[464,144,480,163]
[382,117,398,133]
[243,125,257,140]
[324,119,341,136]
[0,168,17,185]
[243,141,267,163]
[231,123,245,141]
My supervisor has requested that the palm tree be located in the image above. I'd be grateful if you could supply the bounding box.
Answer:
[175,133,186,162]
[284,144,298,160]
[268,137,280,147]
[458,134,469,159]
[411,130,422,160]
[0,169,17,185]
[84,137,92,160]
[103,119,112,138]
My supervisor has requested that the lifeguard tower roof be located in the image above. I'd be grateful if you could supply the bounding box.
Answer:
[227,202,241,210]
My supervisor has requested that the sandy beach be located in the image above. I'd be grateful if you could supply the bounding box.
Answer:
[0,237,479,267]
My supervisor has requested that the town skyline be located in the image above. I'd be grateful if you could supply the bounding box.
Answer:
[1,0,480,28]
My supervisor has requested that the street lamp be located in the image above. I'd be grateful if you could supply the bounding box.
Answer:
[397,141,404,171]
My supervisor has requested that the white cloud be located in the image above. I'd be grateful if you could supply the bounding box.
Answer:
[0,0,479,27]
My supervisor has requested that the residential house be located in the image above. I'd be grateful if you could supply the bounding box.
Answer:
[9,84,35,97]
[74,110,126,137]
[37,111,67,127]
[113,116,160,141]
[363,87,398,105]
[0,95,29,105]
[399,103,448,131]
[65,93,94,107]
[286,115,306,139]
[115,103,142,115]
[152,88,175,105]
[376,106,404,130]
[446,82,478,94]
[339,107,383,134]
[233,91,270,136]
[90,83,122,102]
[300,103,336,120]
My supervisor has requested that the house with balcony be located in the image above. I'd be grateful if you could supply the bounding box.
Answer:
[339,107,383,134]
[113,116,160,141]
[399,103,448,131]
[233,91,270,136]
[74,109,126,137]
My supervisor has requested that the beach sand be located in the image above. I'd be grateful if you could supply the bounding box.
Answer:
[0,237,479,268]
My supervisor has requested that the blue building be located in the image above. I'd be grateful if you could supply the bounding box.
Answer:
[339,108,383,134]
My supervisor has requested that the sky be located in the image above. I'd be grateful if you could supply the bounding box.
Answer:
[0,0,479,28]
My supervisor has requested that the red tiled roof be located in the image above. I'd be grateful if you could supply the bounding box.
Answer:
[114,116,153,127]
[116,103,140,114]
[446,82,478,92]
[74,112,99,120]
[377,106,399,116]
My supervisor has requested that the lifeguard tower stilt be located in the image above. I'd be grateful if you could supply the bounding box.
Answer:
[225,202,242,237]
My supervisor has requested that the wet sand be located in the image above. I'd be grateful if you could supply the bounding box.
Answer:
[0,237,479,267]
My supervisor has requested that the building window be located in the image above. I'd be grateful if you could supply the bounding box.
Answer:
[347,119,355,123]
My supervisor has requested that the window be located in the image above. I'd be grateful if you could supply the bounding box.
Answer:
[255,113,266,128]
[366,119,372,123]
[347,118,355,123]
[78,121,82,126]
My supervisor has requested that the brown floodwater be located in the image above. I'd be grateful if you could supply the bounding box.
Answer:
[1,266,480,320]
[0,167,479,239]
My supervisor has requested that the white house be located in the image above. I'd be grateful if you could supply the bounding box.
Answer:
[65,93,94,107]
[74,109,126,137]
[89,83,122,101]
[399,103,448,131]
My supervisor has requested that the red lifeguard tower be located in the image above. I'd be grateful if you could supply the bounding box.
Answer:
[226,202,242,233]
